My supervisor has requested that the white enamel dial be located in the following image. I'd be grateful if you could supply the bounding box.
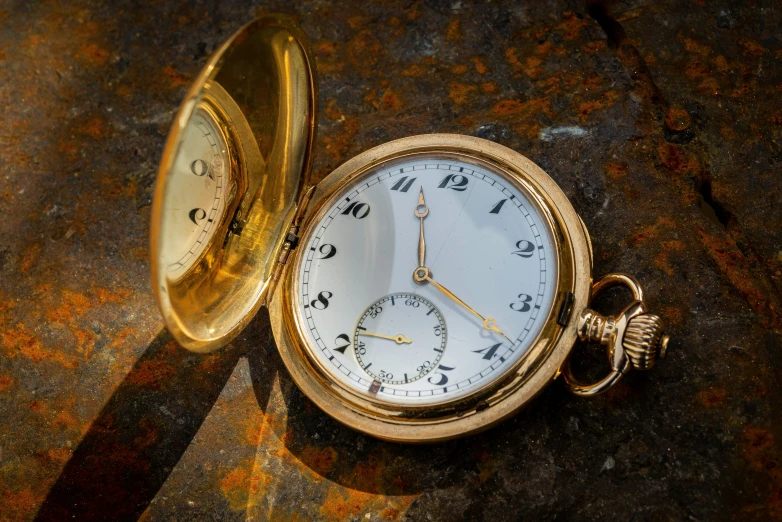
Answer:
[295,156,558,406]
[354,293,446,385]
[161,108,228,279]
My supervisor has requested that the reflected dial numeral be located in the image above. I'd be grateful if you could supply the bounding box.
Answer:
[341,201,371,219]
[512,240,535,258]
[437,174,468,191]
[510,294,533,312]
[190,158,214,180]
[189,208,206,225]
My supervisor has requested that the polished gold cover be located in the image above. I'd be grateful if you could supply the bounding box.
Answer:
[150,15,318,352]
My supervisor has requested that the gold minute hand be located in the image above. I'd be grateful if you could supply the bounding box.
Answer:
[358,331,412,344]
[423,274,514,344]
[414,186,429,269]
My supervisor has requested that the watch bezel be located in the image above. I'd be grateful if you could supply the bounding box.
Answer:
[270,134,592,442]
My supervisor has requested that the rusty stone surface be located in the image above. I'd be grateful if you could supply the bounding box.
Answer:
[1,0,781,520]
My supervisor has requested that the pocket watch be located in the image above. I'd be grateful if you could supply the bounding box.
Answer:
[150,15,670,442]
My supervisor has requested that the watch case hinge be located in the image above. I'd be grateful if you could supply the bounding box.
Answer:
[557,291,575,327]
[266,185,317,305]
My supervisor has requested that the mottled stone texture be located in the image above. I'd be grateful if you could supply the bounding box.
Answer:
[1,0,781,520]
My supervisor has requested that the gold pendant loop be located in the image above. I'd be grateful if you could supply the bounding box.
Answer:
[562,273,670,397]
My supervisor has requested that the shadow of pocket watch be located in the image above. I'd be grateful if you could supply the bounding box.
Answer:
[149,15,670,443]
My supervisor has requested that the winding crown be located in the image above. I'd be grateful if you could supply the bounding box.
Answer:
[623,314,669,370]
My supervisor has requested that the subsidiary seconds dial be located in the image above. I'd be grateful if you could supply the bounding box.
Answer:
[354,293,446,385]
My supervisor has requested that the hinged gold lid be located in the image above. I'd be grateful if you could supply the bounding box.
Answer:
[150,15,318,353]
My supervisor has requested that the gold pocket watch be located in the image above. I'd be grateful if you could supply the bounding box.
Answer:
[150,15,670,443]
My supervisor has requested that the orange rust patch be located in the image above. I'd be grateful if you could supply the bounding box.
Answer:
[0,488,39,522]
[54,409,78,430]
[481,82,496,93]
[626,217,676,247]
[713,55,729,73]
[665,107,691,132]
[29,400,46,413]
[19,242,41,274]
[0,374,13,392]
[446,18,461,42]
[81,43,110,66]
[2,323,78,368]
[47,290,91,323]
[381,89,402,110]
[472,56,489,74]
[347,30,383,70]
[126,359,176,390]
[505,47,522,71]
[698,76,720,95]
[162,65,190,89]
[94,286,132,304]
[697,226,779,328]
[299,446,338,476]
[73,328,96,359]
[577,90,619,120]
[449,83,476,105]
[605,162,628,180]
[698,387,727,408]
[450,64,468,75]
[740,39,765,58]
[219,457,273,511]
[654,240,685,275]
[742,425,776,473]
[319,487,376,521]
[557,11,588,40]
[656,141,703,178]
[682,37,710,56]
[80,116,107,139]
[401,63,425,77]
[347,15,367,29]
[493,98,552,118]
[323,113,360,161]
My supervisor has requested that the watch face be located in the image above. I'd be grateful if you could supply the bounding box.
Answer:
[293,155,558,407]
[159,107,229,279]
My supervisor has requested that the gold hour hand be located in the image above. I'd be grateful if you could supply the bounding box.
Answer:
[359,331,412,344]
[415,269,514,345]
[414,187,429,269]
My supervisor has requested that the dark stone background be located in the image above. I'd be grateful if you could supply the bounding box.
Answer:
[1,0,781,520]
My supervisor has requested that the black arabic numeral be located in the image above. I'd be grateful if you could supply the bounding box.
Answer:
[341,201,370,219]
[510,294,533,312]
[433,325,442,337]
[490,199,508,214]
[319,244,337,259]
[404,298,420,308]
[189,208,206,225]
[473,342,502,360]
[427,364,455,386]
[334,333,350,354]
[512,240,535,258]
[311,291,333,310]
[437,174,468,191]
[391,176,416,192]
